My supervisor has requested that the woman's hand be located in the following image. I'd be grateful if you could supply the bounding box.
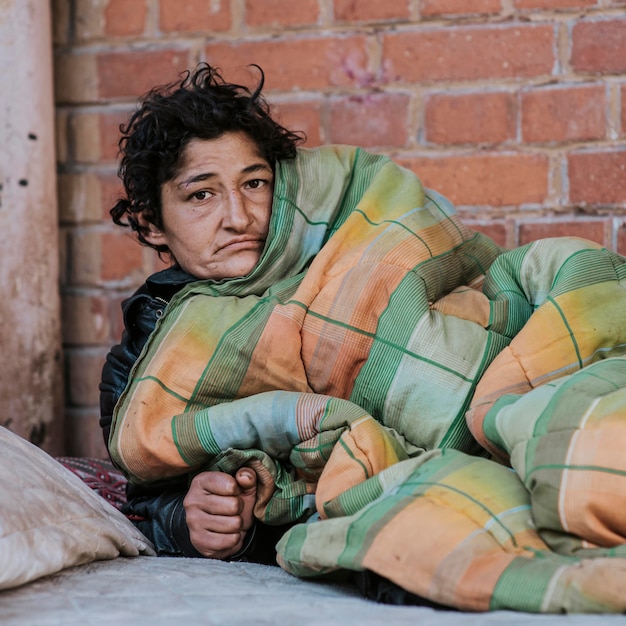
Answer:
[183,468,257,559]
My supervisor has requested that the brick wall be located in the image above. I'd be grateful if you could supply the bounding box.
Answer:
[52,0,626,457]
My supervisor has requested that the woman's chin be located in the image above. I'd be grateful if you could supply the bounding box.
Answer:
[194,252,262,281]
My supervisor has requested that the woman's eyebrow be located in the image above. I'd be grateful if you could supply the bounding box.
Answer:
[178,163,271,188]
[243,162,273,174]
[178,172,216,188]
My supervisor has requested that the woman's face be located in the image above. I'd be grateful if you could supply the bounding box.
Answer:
[144,131,274,280]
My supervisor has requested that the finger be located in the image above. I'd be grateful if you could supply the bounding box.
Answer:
[187,510,245,535]
[184,491,243,517]
[235,467,256,492]
[235,468,257,532]
[189,527,244,559]
[190,471,239,496]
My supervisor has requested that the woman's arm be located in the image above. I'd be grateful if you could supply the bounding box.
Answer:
[99,285,288,561]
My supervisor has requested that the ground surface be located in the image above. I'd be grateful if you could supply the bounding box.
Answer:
[1,556,624,626]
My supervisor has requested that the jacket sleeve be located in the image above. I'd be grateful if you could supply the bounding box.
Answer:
[99,287,161,445]
[122,480,203,557]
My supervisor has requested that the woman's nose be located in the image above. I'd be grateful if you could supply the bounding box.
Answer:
[224,190,253,229]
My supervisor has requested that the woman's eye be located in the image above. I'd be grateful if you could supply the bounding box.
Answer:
[246,179,265,190]
[191,190,211,201]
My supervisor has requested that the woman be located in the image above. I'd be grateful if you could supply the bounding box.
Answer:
[101,63,303,562]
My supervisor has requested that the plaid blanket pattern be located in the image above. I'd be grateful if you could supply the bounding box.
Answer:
[109,145,626,613]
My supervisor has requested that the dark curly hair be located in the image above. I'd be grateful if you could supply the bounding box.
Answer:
[110,63,304,253]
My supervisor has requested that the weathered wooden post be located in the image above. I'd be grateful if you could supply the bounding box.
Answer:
[0,0,64,453]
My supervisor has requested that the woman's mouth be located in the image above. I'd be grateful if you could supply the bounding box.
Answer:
[218,237,265,253]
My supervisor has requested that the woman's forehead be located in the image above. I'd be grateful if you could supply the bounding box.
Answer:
[175,132,270,177]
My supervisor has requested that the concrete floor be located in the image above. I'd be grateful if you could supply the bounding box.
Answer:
[0,556,624,626]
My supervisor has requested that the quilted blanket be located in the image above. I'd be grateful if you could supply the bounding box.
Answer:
[109,145,626,613]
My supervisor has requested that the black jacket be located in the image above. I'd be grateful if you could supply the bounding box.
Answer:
[99,266,286,562]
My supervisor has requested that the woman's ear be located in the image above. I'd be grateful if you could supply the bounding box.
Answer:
[137,213,167,247]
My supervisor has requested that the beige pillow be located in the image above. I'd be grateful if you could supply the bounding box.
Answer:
[0,426,154,590]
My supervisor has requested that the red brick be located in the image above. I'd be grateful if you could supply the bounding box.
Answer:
[246,0,319,27]
[334,0,411,21]
[521,84,606,143]
[421,0,501,17]
[97,49,191,99]
[108,294,128,343]
[100,173,125,221]
[159,0,230,33]
[424,91,515,145]
[104,0,147,37]
[64,408,108,458]
[271,100,323,147]
[52,0,71,45]
[62,294,111,345]
[382,24,555,83]
[617,220,626,256]
[70,230,103,285]
[69,109,135,163]
[514,0,596,8]
[621,85,626,137]
[56,109,69,162]
[100,109,133,161]
[518,219,610,247]
[569,149,626,205]
[100,231,145,282]
[206,36,371,91]
[58,172,104,224]
[54,52,99,104]
[398,153,549,206]
[68,113,99,162]
[149,252,173,274]
[59,227,69,287]
[463,221,510,248]
[65,349,108,406]
[571,20,626,74]
[328,93,410,148]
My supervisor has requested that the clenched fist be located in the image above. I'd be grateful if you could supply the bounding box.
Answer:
[183,468,257,559]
